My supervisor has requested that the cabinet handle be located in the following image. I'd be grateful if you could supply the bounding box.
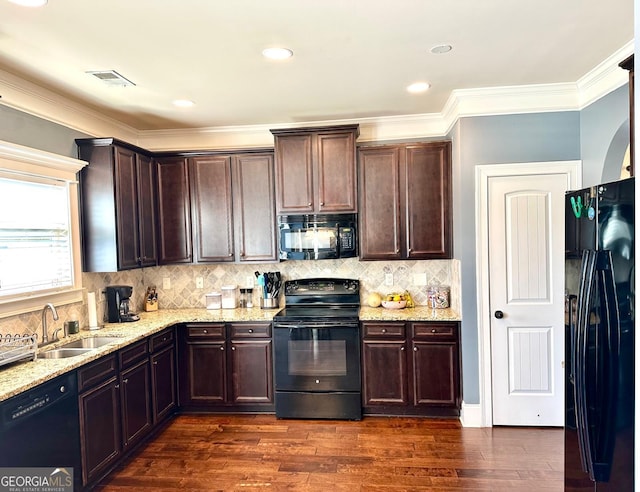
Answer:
[396,249,400,254]
[231,346,236,351]
[413,347,418,352]
[115,384,120,389]
[308,202,312,206]
[319,201,324,206]
[248,329,254,333]
[123,378,129,384]
[153,361,158,365]
[408,247,412,253]
[203,329,208,334]
[400,346,405,351]
[431,329,437,333]
[220,346,225,351]
[228,253,233,257]
[381,328,387,334]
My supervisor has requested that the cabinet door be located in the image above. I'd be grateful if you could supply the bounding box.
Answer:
[113,146,140,269]
[136,153,157,267]
[189,155,234,262]
[404,142,452,259]
[156,157,192,264]
[183,341,227,404]
[151,344,177,423]
[230,339,273,404]
[411,341,459,407]
[120,359,153,449]
[362,339,409,406]
[232,153,277,262]
[358,146,403,259]
[274,134,314,213]
[79,376,121,485]
[316,131,357,212]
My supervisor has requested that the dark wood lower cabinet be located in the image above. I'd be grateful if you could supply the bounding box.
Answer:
[78,330,177,489]
[361,321,461,417]
[178,322,274,411]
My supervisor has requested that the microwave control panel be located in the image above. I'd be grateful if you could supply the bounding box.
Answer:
[339,227,355,252]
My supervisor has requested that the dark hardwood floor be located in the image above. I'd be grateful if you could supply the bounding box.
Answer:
[96,414,563,491]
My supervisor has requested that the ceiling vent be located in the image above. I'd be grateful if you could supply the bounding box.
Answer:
[86,70,135,87]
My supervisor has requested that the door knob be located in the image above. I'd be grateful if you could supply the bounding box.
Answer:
[494,310,504,319]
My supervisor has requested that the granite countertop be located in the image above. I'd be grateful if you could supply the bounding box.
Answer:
[0,305,460,402]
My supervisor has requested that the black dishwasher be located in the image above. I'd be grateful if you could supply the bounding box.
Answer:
[0,372,81,490]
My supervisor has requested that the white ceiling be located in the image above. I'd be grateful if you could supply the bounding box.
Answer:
[0,0,634,133]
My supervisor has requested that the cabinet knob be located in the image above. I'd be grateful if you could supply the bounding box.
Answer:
[228,253,233,257]
[319,202,324,206]
[123,378,128,384]
[400,346,405,351]
[408,247,412,253]
[220,346,224,351]
[115,384,120,389]
[153,361,158,365]
[248,329,253,333]
[431,329,437,333]
[381,328,387,334]
[413,347,418,352]
[203,329,208,334]
[396,249,400,254]
[308,202,312,206]
[231,346,236,351]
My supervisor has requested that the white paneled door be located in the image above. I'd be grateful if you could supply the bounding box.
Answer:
[488,173,567,426]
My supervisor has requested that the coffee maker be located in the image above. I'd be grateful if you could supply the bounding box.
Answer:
[105,285,140,323]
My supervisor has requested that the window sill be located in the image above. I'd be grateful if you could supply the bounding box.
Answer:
[0,288,84,319]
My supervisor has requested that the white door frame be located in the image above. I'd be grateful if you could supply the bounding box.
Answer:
[475,161,581,427]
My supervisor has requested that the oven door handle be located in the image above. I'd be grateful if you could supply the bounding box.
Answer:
[274,322,358,329]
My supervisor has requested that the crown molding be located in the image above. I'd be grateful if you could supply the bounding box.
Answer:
[0,40,633,150]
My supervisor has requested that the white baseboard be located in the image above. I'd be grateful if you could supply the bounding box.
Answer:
[460,402,483,427]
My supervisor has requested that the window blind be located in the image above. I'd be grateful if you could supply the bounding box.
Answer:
[0,176,73,297]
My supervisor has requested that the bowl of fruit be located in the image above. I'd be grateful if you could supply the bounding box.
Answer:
[381,293,408,310]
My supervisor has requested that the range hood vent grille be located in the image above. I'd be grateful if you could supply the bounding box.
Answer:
[86,70,136,87]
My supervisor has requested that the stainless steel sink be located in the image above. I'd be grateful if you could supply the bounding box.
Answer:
[60,336,121,349]
[39,348,93,359]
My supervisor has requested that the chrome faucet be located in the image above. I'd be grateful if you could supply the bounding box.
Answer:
[41,303,59,345]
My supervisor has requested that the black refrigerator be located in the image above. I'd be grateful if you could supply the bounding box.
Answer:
[564,177,634,491]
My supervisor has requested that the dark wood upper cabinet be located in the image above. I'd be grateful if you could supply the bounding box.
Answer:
[271,125,359,214]
[155,156,192,264]
[620,54,634,176]
[232,153,278,262]
[189,155,234,262]
[76,138,157,271]
[359,141,452,260]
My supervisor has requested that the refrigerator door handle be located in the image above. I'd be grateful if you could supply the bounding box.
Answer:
[590,250,620,482]
[574,249,596,477]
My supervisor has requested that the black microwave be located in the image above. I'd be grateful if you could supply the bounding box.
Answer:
[278,213,357,260]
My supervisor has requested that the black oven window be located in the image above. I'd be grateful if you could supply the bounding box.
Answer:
[288,338,347,376]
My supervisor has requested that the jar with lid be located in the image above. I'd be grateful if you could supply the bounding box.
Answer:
[239,288,253,308]
[221,285,238,309]
[427,285,450,309]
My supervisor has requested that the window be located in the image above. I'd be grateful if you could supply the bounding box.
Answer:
[0,140,86,318]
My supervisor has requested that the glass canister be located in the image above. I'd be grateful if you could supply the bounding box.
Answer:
[427,285,450,309]
[221,285,238,309]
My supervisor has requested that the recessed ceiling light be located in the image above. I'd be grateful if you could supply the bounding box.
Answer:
[407,82,430,94]
[430,44,453,54]
[173,99,195,108]
[262,47,293,60]
[8,0,47,6]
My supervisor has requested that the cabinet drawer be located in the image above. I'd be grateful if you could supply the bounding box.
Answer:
[78,354,117,392]
[229,323,271,338]
[412,323,458,340]
[185,323,225,339]
[150,328,175,352]
[119,339,149,368]
[362,322,406,338]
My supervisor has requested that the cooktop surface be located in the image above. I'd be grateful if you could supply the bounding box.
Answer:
[273,306,359,322]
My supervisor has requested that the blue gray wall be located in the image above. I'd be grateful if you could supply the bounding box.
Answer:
[0,104,89,157]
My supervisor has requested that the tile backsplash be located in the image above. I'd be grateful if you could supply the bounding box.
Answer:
[0,259,460,340]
